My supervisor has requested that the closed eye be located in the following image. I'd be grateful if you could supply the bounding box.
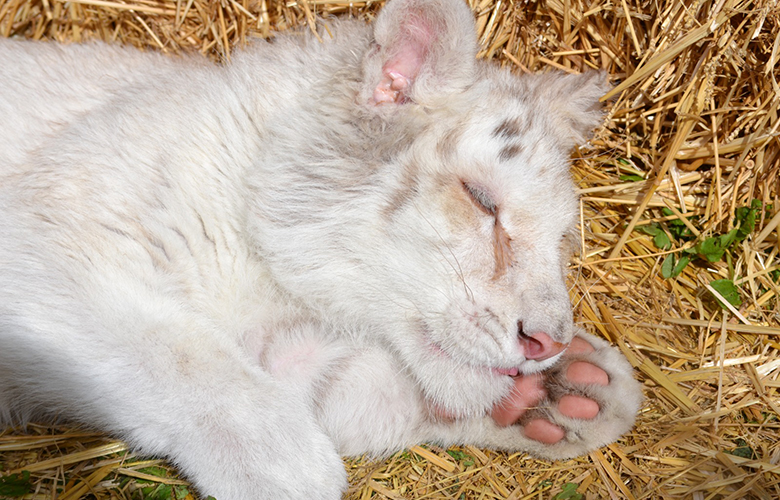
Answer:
[462,181,497,216]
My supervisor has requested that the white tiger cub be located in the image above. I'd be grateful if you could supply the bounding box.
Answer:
[0,0,642,498]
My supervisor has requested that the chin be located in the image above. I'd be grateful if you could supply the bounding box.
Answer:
[414,353,515,418]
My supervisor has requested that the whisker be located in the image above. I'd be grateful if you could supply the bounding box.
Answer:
[411,203,474,303]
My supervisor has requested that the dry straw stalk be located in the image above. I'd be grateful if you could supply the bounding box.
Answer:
[2,0,780,498]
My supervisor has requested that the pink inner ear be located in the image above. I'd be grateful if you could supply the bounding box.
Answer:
[372,13,436,106]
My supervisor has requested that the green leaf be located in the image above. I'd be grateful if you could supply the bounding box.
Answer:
[674,255,691,276]
[670,225,692,241]
[736,209,757,242]
[619,174,644,182]
[710,279,742,308]
[735,206,749,223]
[139,466,169,478]
[720,228,738,249]
[654,231,672,250]
[696,236,726,262]
[446,450,474,466]
[697,236,718,255]
[636,223,662,237]
[0,471,33,498]
[663,211,684,228]
[729,445,755,459]
[553,483,584,500]
[733,201,763,243]
[661,254,675,279]
[728,439,756,459]
[140,483,174,500]
[662,253,690,279]
[656,209,696,241]
[637,223,672,250]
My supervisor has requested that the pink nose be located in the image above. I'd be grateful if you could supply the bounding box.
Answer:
[519,330,567,360]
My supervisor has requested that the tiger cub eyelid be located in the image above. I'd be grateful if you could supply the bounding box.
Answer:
[461,181,497,216]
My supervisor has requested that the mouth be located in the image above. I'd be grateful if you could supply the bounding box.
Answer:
[422,334,523,378]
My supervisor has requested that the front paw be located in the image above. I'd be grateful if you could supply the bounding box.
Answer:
[491,331,642,459]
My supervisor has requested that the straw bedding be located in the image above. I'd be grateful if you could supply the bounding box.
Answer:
[1,0,779,498]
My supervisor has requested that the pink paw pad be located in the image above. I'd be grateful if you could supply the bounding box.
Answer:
[559,394,599,419]
[491,337,610,445]
[490,373,545,427]
[567,361,609,386]
[523,419,565,444]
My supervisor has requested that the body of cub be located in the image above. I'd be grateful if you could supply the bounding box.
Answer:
[0,0,641,498]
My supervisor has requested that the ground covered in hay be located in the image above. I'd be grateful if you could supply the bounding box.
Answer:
[1,0,780,498]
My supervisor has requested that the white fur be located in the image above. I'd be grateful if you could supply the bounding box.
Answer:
[0,0,641,498]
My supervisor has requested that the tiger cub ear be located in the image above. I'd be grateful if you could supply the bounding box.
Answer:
[359,0,478,109]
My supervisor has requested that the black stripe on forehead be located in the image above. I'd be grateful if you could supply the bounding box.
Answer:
[493,116,534,142]
[492,118,522,140]
[498,144,523,162]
